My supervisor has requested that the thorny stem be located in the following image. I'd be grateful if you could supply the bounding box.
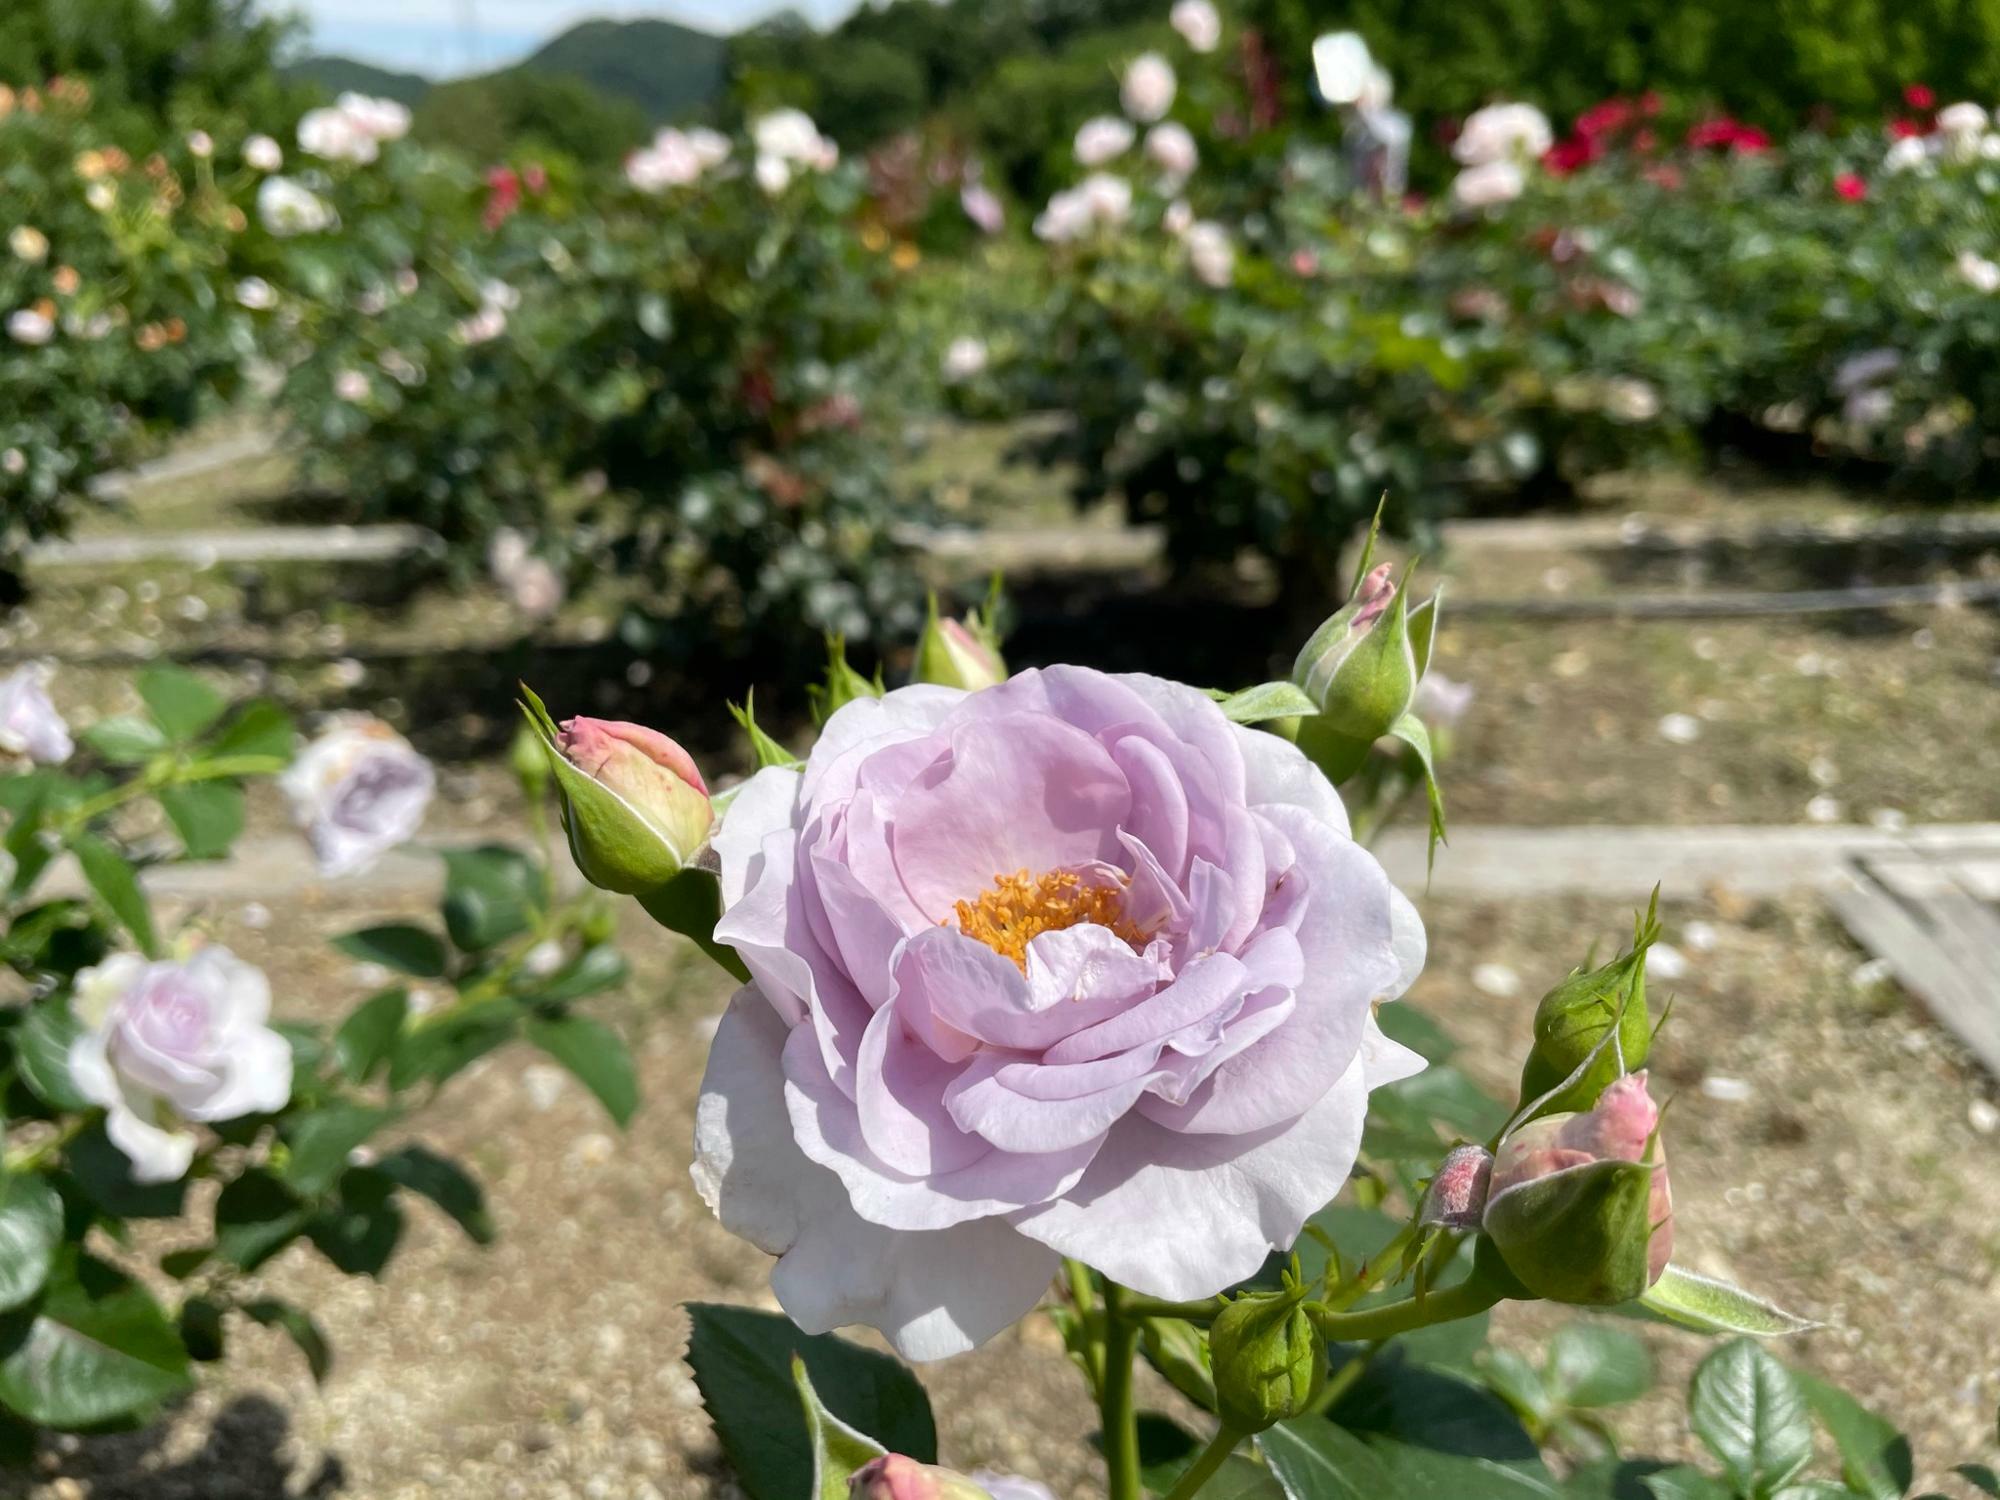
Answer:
[1320,1221,1417,1310]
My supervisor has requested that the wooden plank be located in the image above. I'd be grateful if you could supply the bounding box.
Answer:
[1828,858,2000,1079]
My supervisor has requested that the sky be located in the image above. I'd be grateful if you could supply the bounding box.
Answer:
[268,0,859,76]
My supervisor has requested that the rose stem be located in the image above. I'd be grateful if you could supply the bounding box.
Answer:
[1098,1281,1144,1500]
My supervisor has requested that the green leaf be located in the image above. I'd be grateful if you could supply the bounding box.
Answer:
[243,1299,332,1384]
[1260,1416,1396,1500]
[1219,681,1320,725]
[440,845,544,953]
[374,1145,494,1245]
[64,1121,188,1219]
[71,833,157,956]
[1142,1315,1218,1411]
[306,1167,404,1277]
[1546,1324,1653,1409]
[1793,1370,1910,1500]
[334,987,410,1083]
[525,1014,638,1126]
[14,999,89,1111]
[334,925,449,979]
[1636,1266,1817,1337]
[1688,1339,1813,1499]
[683,1303,935,1500]
[528,943,628,1004]
[0,1252,192,1428]
[1955,1465,2000,1498]
[213,1170,311,1271]
[1386,712,1447,873]
[158,781,245,860]
[79,716,167,765]
[206,700,296,762]
[1478,1349,1550,1427]
[796,1356,886,1500]
[137,664,229,744]
[1365,1435,1566,1498]
[0,1173,63,1312]
[281,1103,401,1197]
[1641,1467,1737,1500]
[388,1009,516,1091]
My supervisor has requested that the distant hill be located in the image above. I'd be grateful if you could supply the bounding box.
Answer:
[521,17,729,121]
[283,55,432,107]
[288,15,728,131]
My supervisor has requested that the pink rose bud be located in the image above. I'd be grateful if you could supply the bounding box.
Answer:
[915,614,1006,692]
[1419,1142,1493,1230]
[850,1454,995,1500]
[559,717,713,863]
[1483,1071,1674,1303]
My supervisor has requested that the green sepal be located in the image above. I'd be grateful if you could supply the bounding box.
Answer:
[796,1356,887,1500]
[638,869,751,983]
[808,636,884,726]
[730,693,802,770]
[1630,1265,1817,1337]
[1482,1156,1659,1307]
[1386,711,1447,875]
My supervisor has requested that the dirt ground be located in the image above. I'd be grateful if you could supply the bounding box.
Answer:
[5,882,1994,1500]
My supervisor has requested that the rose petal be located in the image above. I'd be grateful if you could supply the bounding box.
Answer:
[693,991,1058,1360]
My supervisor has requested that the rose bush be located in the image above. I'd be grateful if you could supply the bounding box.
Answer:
[0,665,643,1439]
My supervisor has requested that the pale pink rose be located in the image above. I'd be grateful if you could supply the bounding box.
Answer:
[69,947,293,1183]
[6,309,53,345]
[243,133,283,172]
[1145,121,1199,182]
[1452,159,1526,207]
[281,716,435,876]
[1170,0,1221,52]
[334,369,370,403]
[960,182,1005,234]
[1454,102,1553,166]
[942,336,989,382]
[0,665,72,763]
[1185,220,1234,287]
[693,668,1425,1357]
[1121,52,1177,123]
[1074,116,1135,167]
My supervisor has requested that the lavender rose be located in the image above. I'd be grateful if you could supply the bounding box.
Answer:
[281,716,435,876]
[0,665,72,764]
[693,666,1425,1358]
[68,947,293,1183]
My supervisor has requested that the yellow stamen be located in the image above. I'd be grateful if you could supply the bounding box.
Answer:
[952,868,1144,972]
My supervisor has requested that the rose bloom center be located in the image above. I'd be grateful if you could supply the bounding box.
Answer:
[951,867,1146,970]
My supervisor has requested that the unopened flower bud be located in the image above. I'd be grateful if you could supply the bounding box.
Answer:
[915,599,1006,691]
[1419,1143,1494,1230]
[1208,1283,1325,1433]
[1291,563,1434,782]
[548,716,714,894]
[810,636,884,725]
[1516,900,1660,1119]
[1481,1072,1673,1305]
[850,1454,996,1500]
